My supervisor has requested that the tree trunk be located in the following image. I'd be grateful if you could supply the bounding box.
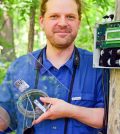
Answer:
[27,4,36,53]
[107,1,120,134]
[0,11,16,61]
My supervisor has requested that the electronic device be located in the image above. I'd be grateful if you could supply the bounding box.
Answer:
[93,20,120,68]
[34,99,46,113]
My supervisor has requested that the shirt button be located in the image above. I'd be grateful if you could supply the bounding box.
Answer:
[52,126,57,130]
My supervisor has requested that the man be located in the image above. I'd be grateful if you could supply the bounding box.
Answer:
[0,0,106,133]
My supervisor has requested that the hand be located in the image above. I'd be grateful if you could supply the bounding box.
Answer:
[32,97,71,125]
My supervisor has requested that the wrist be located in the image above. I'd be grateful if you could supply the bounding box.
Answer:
[66,103,76,118]
[67,103,80,119]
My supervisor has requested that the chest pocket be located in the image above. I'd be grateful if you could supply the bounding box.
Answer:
[71,92,97,108]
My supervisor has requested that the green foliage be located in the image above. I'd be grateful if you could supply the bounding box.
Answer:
[0,66,6,84]
[1,0,39,20]
[0,62,10,84]
[75,0,115,51]
[0,37,12,49]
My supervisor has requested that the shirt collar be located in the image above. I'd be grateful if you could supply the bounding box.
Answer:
[40,48,53,74]
[40,47,75,74]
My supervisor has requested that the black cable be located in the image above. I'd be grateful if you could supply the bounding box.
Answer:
[64,66,77,134]
[64,47,80,134]
[23,48,44,134]
[34,49,44,89]
[101,69,110,134]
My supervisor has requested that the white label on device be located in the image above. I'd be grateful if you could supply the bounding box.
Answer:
[34,99,46,113]
[14,79,30,92]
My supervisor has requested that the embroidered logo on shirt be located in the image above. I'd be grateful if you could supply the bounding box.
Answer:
[72,97,82,101]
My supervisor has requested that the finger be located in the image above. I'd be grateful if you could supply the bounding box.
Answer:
[32,112,50,125]
[40,97,56,104]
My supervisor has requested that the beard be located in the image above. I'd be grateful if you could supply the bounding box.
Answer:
[46,26,77,49]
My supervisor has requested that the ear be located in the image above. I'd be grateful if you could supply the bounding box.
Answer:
[39,16,44,30]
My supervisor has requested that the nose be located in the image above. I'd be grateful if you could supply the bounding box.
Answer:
[58,16,67,27]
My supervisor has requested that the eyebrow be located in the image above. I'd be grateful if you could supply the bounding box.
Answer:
[48,12,78,17]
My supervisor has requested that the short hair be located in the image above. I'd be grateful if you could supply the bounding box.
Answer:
[40,0,82,20]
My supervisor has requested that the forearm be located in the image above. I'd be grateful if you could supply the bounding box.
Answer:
[66,103,104,128]
[32,97,104,128]
[0,118,7,131]
[0,107,10,131]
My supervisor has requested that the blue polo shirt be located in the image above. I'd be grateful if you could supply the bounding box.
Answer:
[0,47,105,134]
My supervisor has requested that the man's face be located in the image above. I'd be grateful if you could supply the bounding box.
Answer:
[40,0,80,49]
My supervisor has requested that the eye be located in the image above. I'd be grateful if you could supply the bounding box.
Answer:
[50,15,58,20]
[67,15,75,20]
